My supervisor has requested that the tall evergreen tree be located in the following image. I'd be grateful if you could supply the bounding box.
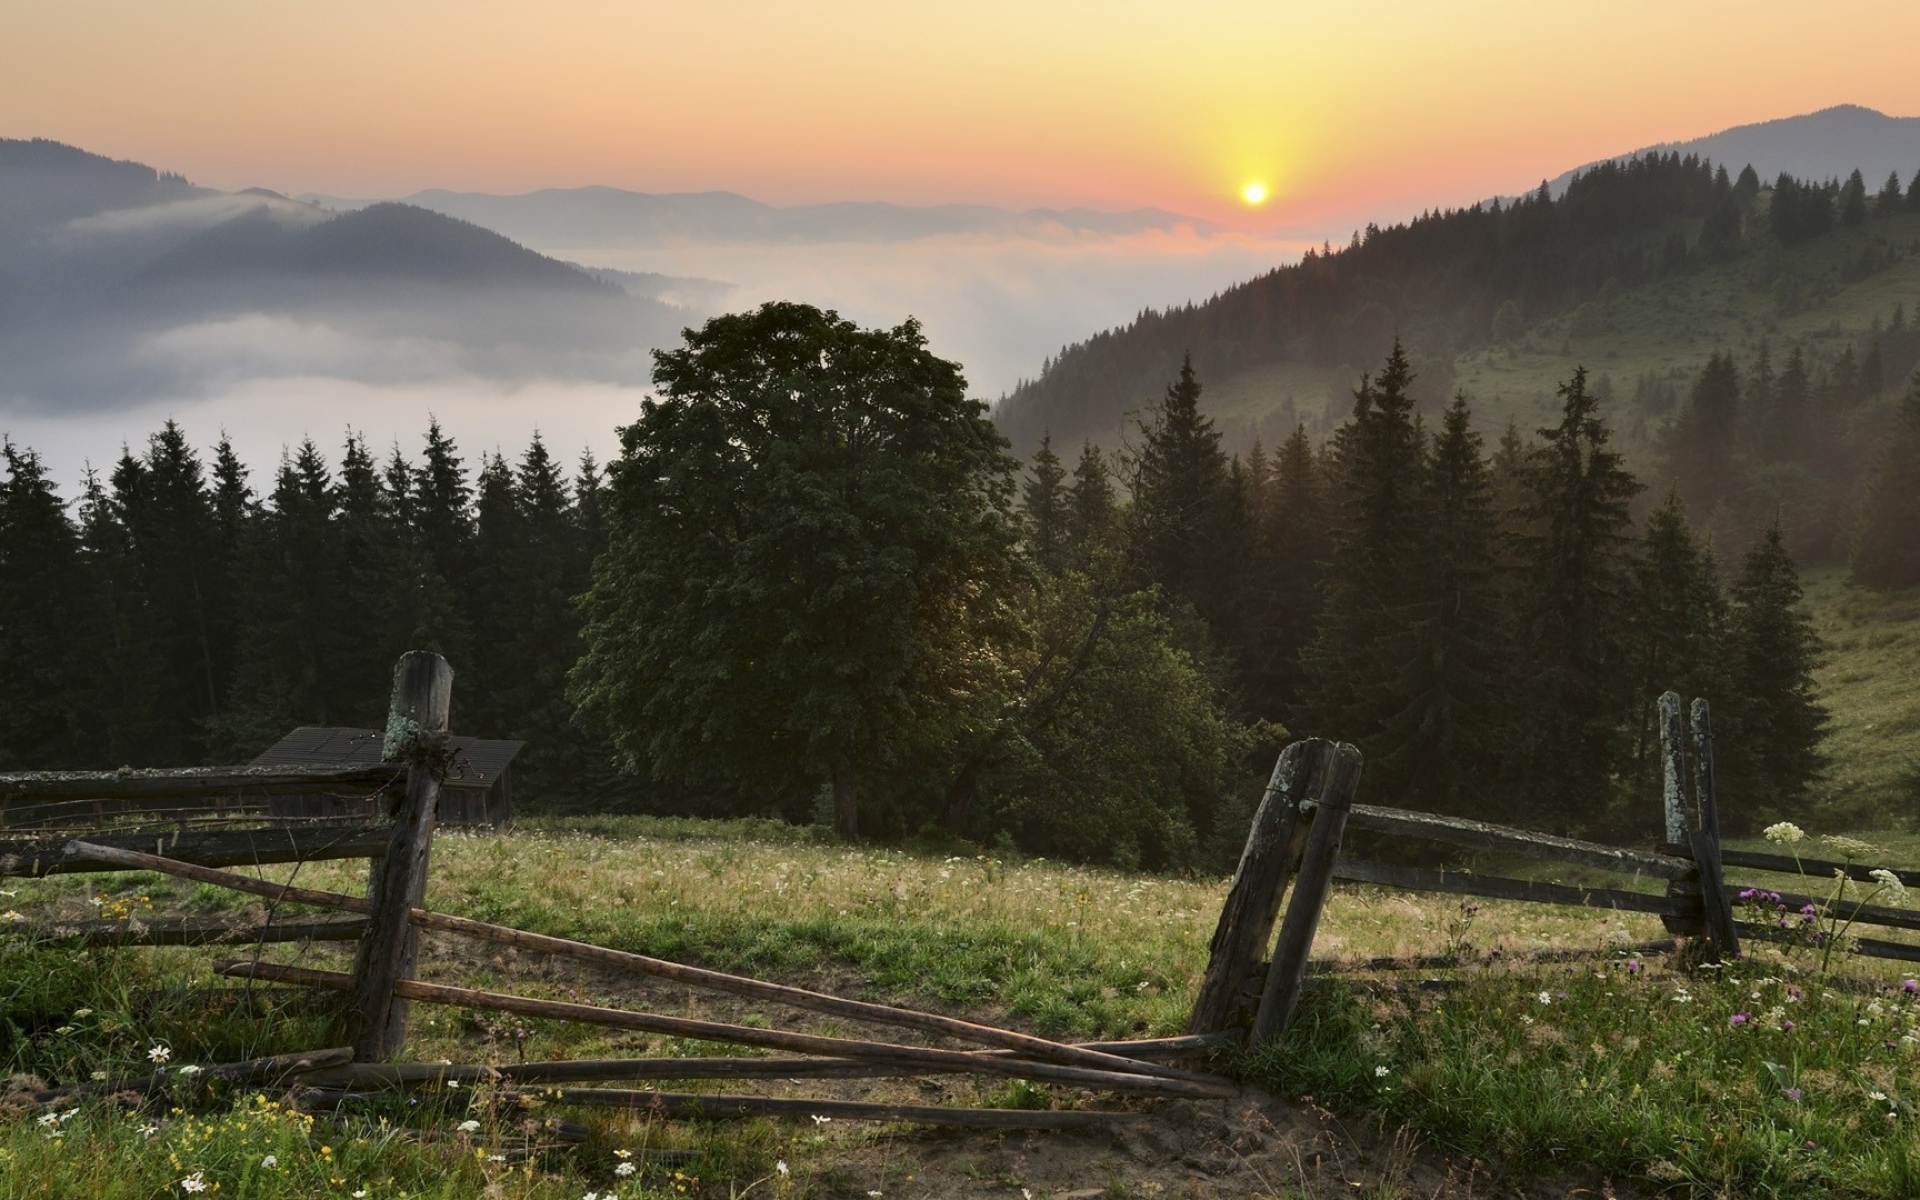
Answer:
[1723,520,1828,824]
[1064,442,1120,567]
[1241,424,1327,720]
[1513,367,1642,832]
[1876,171,1906,218]
[1623,493,1730,813]
[1850,378,1920,589]
[1299,343,1429,760]
[75,465,164,765]
[1374,394,1507,815]
[1839,169,1869,227]
[1130,353,1238,638]
[1666,352,1741,512]
[0,443,94,769]
[1022,432,1068,575]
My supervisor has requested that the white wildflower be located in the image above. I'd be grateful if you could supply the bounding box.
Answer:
[1870,1090,1889,1102]
[457,1119,481,1133]
[176,1065,203,1077]
[1868,869,1908,904]
[180,1174,208,1194]
[0,911,25,923]
[1763,822,1806,845]
[1537,991,1553,1005]
[147,1044,171,1064]
[71,1008,91,1018]
[262,1155,278,1168]
[778,1160,790,1176]
[613,1149,632,1159]
[138,1124,158,1138]
[1374,1065,1390,1077]
[1824,835,1881,859]
[615,1162,636,1178]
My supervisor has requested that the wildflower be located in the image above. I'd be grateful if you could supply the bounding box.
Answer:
[1782,1020,1796,1032]
[148,1044,172,1065]
[868,1192,883,1198]
[777,1161,790,1176]
[1824,835,1880,859]
[1870,1090,1889,1102]
[1537,991,1553,1005]
[1374,1065,1391,1077]
[457,1120,481,1133]
[176,1065,202,1077]
[1626,959,1642,975]
[1868,869,1909,904]
[1730,1012,1751,1027]
[613,1149,632,1159]
[1805,1140,1818,1150]
[1903,979,1918,994]
[353,1191,368,1199]
[72,1008,91,1018]
[1763,822,1806,844]
[138,1125,158,1138]
[262,1155,278,1168]
[180,1174,208,1194]
[1787,1088,1803,1101]
[615,1162,637,1177]
[811,1114,831,1125]
[583,1193,599,1200]
[1,910,26,923]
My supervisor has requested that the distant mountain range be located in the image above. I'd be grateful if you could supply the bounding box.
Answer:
[1539,105,1920,196]
[301,186,1218,249]
[0,139,692,410]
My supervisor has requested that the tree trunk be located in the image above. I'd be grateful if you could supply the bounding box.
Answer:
[832,770,859,840]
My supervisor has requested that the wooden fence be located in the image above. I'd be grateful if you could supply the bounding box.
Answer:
[5,651,1239,1129]
[1187,692,1920,1042]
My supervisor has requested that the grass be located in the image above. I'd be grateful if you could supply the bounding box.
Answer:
[7,816,1920,1196]
[1802,566,1920,828]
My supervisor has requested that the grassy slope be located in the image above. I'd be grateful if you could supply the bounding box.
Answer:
[1804,567,1920,827]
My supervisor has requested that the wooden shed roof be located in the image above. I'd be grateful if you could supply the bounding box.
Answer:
[252,727,525,789]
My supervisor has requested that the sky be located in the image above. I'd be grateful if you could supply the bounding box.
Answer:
[10,1,1919,229]
[7,1,1920,482]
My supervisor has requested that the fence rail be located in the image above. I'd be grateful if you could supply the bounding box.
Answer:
[1189,690,1920,1044]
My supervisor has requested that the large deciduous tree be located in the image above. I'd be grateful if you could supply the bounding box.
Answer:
[570,302,1023,839]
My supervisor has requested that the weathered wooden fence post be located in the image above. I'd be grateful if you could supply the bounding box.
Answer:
[1688,698,1740,962]
[1659,691,1688,848]
[350,651,454,1061]
[1250,743,1362,1045]
[1187,740,1331,1035]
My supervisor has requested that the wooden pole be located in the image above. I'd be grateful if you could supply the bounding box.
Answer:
[1188,740,1325,1034]
[1658,691,1688,847]
[500,1087,1147,1129]
[65,840,1201,1083]
[1250,743,1362,1045]
[351,651,453,1061]
[1688,698,1740,962]
[218,961,1237,1099]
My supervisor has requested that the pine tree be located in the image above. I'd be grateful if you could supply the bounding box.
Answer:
[1850,378,1920,589]
[333,433,409,723]
[0,443,94,769]
[1876,171,1906,218]
[398,424,473,664]
[1064,442,1119,567]
[1512,367,1643,832]
[1666,352,1741,511]
[1840,169,1869,227]
[75,465,164,765]
[215,441,344,755]
[1240,424,1327,720]
[1022,432,1068,574]
[1724,520,1828,824]
[1373,394,1507,815]
[1623,493,1730,815]
[1300,343,1429,757]
[1909,168,1920,213]
[1130,353,1238,638]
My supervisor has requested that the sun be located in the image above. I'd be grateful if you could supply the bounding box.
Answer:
[1241,181,1268,205]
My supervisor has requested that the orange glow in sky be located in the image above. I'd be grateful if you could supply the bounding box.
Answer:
[5,1,1919,228]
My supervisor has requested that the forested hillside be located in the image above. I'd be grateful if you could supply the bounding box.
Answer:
[995,153,1920,486]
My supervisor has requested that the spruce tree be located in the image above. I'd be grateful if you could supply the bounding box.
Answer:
[1623,493,1731,812]
[1064,442,1119,567]
[1724,520,1828,823]
[1374,394,1507,815]
[1512,367,1642,832]
[0,443,94,769]
[1130,353,1238,638]
[1300,343,1429,760]
[75,465,165,765]
[1876,171,1906,218]
[1666,352,1741,511]
[1850,378,1920,589]
[1840,169,1869,227]
[1022,432,1068,575]
[1241,424,1327,720]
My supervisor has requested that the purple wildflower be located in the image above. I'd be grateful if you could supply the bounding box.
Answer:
[1787,985,1803,1001]
[1787,1088,1803,1102]
[1730,1012,1752,1026]
[1626,959,1642,976]
[1781,1019,1795,1032]
[1902,979,1917,995]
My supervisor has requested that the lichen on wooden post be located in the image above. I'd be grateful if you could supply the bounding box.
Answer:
[1250,742,1362,1045]
[1187,740,1329,1035]
[1658,691,1688,847]
[350,651,454,1061]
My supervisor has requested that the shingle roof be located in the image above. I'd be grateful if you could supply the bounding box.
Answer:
[251,727,524,788]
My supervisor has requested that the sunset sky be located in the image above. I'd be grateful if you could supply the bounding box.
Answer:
[9,1,1920,228]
